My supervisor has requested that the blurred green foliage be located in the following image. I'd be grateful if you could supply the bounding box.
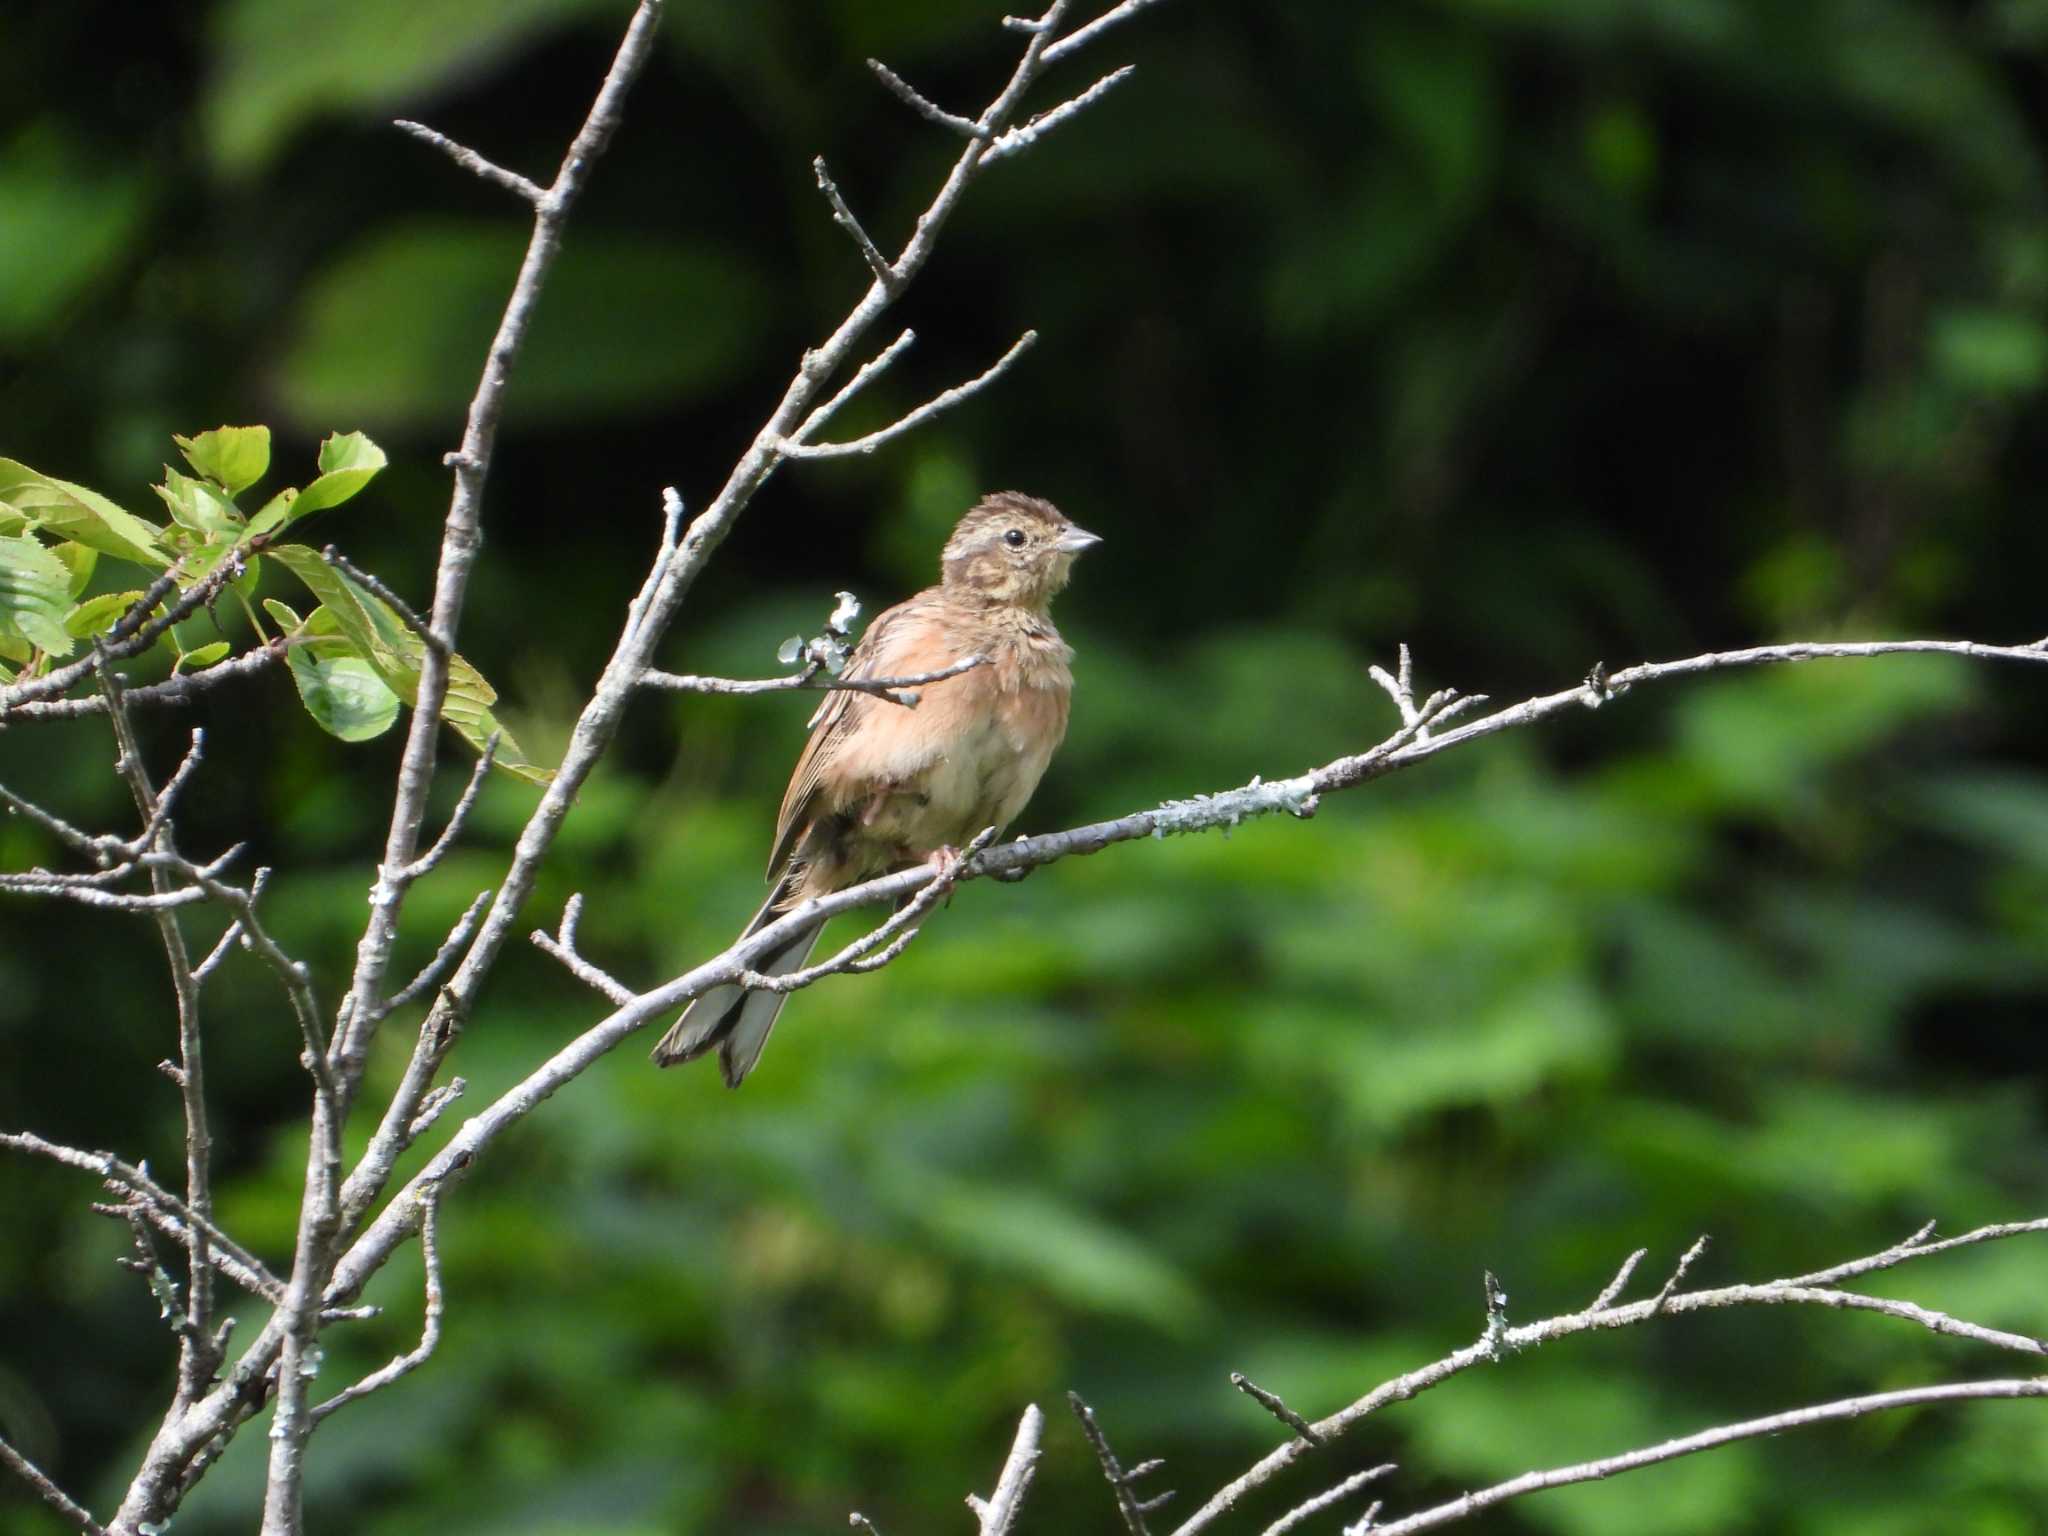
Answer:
[3,1,2047,1533]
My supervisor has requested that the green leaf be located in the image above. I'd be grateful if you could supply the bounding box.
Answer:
[286,643,401,741]
[66,589,149,640]
[266,544,550,782]
[176,641,232,672]
[0,500,26,537]
[245,487,299,540]
[262,597,304,632]
[153,467,243,537]
[51,541,97,599]
[0,459,169,567]
[174,426,272,494]
[0,532,76,657]
[291,430,387,516]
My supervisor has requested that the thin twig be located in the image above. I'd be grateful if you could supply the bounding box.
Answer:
[0,1433,106,1536]
[310,1186,446,1423]
[1069,1392,1170,1536]
[0,551,251,717]
[1588,1248,1648,1312]
[641,653,984,707]
[968,1404,1045,1536]
[1043,0,1173,62]
[868,58,985,138]
[394,119,545,205]
[532,893,636,1006]
[789,328,919,443]
[983,64,1136,164]
[401,736,495,880]
[383,889,496,1017]
[0,643,284,722]
[777,331,1038,459]
[1367,1380,2048,1536]
[0,1132,283,1302]
[735,828,997,993]
[1231,1374,1323,1447]
[1259,1466,1396,1536]
[1649,1236,1710,1314]
[814,157,898,290]
[323,545,448,657]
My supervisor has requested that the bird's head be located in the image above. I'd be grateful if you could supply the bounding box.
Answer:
[940,491,1101,611]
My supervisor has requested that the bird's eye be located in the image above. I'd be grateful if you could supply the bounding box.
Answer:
[1003,528,1027,548]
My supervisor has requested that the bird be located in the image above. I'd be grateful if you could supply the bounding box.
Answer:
[651,491,1100,1086]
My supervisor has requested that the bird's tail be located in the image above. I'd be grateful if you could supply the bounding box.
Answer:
[649,880,822,1088]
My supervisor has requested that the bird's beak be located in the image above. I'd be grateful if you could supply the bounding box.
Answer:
[1055,525,1103,554]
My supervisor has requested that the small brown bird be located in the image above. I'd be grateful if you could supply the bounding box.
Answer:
[653,491,1100,1086]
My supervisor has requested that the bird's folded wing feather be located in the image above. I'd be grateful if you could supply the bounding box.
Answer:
[767,596,962,879]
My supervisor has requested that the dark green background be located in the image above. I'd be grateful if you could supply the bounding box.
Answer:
[5,1,2048,1532]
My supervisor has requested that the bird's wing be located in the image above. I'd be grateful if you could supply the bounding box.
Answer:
[766,593,947,880]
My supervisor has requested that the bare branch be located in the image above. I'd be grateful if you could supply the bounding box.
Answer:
[0,549,251,718]
[1588,1247,1648,1312]
[322,0,666,1109]
[1043,0,1174,63]
[1167,1221,2048,1536]
[983,65,1135,164]
[868,58,984,138]
[0,642,284,722]
[90,666,224,1406]
[968,1404,1044,1536]
[323,545,448,657]
[1,1132,282,1303]
[532,893,635,1006]
[400,738,495,881]
[736,827,997,994]
[1231,1373,1323,1447]
[1649,1235,1710,1314]
[310,1186,445,1423]
[1069,1392,1170,1536]
[0,1432,106,1536]
[405,1079,466,1142]
[778,331,1038,459]
[383,888,495,1017]
[814,157,898,291]
[1260,1465,1396,1536]
[1368,1380,2048,1536]
[393,118,545,205]
[1779,1216,2048,1289]
[791,328,918,443]
[641,653,985,708]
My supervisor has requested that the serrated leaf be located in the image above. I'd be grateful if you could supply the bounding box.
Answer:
[0,532,76,657]
[66,589,150,640]
[287,644,401,741]
[175,426,271,495]
[176,641,232,672]
[262,597,304,632]
[52,541,96,599]
[0,500,26,537]
[290,431,387,518]
[0,459,169,568]
[266,544,549,782]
